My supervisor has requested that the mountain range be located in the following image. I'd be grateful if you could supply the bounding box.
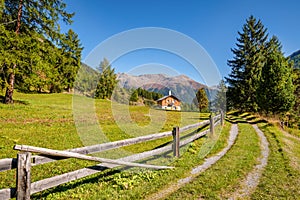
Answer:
[117,73,207,103]
[290,50,300,69]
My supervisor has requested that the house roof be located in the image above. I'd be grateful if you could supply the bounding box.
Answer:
[156,94,181,102]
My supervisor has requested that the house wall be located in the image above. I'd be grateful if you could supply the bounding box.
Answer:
[157,96,181,111]
[160,96,180,106]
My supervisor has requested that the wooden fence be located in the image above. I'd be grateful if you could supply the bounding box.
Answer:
[0,114,222,200]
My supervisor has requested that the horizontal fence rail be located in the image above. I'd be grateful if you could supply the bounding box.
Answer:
[0,118,213,172]
[0,114,222,199]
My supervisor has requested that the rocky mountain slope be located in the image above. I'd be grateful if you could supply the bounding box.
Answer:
[117,73,207,103]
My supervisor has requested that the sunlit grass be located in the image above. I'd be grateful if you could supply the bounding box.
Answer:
[251,122,300,199]
[30,122,228,200]
[0,92,207,193]
[166,121,260,199]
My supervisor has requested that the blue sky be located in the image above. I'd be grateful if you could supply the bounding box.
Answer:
[62,0,300,85]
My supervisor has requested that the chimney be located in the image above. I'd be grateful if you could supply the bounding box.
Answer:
[169,90,171,96]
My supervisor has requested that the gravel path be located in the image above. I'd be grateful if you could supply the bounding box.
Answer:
[146,124,239,200]
[230,124,270,199]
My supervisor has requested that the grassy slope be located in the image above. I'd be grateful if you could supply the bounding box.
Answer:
[2,94,299,199]
[31,118,230,200]
[166,121,261,199]
[166,113,300,199]
[0,92,207,195]
[251,122,300,199]
[0,93,91,189]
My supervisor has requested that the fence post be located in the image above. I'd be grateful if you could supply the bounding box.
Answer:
[220,111,224,126]
[16,152,31,200]
[172,126,180,157]
[210,114,214,136]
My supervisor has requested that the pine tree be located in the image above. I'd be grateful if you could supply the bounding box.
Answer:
[1,0,74,103]
[291,68,300,127]
[194,88,209,112]
[14,33,58,93]
[95,58,118,99]
[51,29,83,93]
[129,90,138,102]
[257,36,295,115]
[226,15,268,111]
[213,79,227,113]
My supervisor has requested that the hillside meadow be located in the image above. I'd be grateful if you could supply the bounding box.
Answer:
[0,92,209,192]
[1,93,299,199]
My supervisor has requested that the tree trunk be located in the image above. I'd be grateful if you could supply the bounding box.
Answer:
[15,0,23,34]
[4,67,15,104]
[4,0,23,104]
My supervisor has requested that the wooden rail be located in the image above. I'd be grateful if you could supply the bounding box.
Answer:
[0,114,222,199]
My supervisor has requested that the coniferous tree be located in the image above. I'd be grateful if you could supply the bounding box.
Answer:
[291,68,300,127]
[15,34,57,93]
[95,58,118,99]
[257,37,295,115]
[52,29,83,93]
[129,90,138,102]
[226,15,268,111]
[1,0,74,103]
[213,79,227,113]
[194,88,209,112]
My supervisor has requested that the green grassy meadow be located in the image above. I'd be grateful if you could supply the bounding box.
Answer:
[0,92,209,197]
[0,93,299,199]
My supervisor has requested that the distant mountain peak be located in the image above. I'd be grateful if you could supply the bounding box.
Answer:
[117,73,206,102]
[290,49,300,58]
[290,50,300,69]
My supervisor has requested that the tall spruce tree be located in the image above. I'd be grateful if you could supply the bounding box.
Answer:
[226,15,268,111]
[194,88,209,112]
[1,0,74,103]
[291,68,300,127]
[14,33,55,93]
[213,79,227,113]
[95,58,118,99]
[257,36,295,115]
[52,29,83,93]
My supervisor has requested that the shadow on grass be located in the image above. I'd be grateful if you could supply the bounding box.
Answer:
[249,119,268,124]
[225,117,247,124]
[228,110,243,117]
[0,95,30,105]
[31,166,121,199]
[245,116,257,121]
[188,117,210,121]
[259,123,291,169]
[226,113,268,125]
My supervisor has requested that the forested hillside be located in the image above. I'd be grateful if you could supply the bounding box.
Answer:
[290,50,300,69]
[74,62,99,97]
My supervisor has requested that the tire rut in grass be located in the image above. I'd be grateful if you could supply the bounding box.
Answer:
[146,124,238,200]
[251,123,300,198]
[282,131,300,171]
[230,124,269,199]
